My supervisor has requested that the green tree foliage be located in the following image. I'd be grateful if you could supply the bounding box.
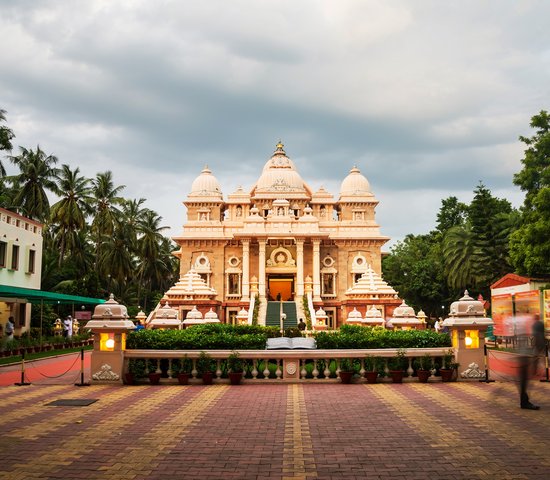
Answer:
[442,184,516,296]
[382,233,450,318]
[510,110,550,276]
[435,196,468,234]
[7,145,59,221]
[0,109,15,176]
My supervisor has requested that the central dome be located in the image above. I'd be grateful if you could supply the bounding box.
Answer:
[252,143,310,198]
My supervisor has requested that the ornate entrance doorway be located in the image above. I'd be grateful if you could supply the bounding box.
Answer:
[268,275,295,301]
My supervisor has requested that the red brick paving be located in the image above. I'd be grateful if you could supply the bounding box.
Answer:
[1,381,549,479]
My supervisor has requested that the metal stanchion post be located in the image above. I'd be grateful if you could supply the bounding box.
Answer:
[479,343,495,383]
[75,347,90,387]
[15,349,31,386]
[540,342,550,383]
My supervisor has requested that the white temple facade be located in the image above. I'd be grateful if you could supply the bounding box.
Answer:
[158,143,402,328]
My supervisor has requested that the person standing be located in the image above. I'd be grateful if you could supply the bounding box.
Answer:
[5,316,15,340]
[518,315,545,410]
[63,315,73,338]
[298,318,306,331]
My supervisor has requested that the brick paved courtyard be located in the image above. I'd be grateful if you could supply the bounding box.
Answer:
[0,382,549,479]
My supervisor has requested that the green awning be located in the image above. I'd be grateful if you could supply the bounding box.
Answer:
[0,285,106,305]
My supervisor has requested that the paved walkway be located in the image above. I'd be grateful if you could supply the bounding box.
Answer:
[1,380,549,479]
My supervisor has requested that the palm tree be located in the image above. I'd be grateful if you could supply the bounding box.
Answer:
[0,109,15,176]
[8,145,59,221]
[90,171,125,269]
[135,210,171,306]
[442,224,481,292]
[50,165,93,265]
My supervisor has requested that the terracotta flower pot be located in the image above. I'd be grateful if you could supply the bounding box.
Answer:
[124,373,135,385]
[389,370,404,383]
[177,373,190,385]
[148,373,162,385]
[339,371,353,384]
[365,371,378,384]
[439,368,453,382]
[228,372,243,385]
[417,369,430,383]
[202,372,214,385]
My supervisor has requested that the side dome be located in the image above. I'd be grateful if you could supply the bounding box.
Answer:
[252,143,310,197]
[339,166,372,198]
[188,165,223,199]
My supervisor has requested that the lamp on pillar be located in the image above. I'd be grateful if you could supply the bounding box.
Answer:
[441,290,493,380]
[86,294,136,384]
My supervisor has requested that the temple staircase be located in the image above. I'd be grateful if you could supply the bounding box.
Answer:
[265,301,298,330]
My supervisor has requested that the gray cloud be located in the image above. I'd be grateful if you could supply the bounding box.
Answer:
[1,0,547,247]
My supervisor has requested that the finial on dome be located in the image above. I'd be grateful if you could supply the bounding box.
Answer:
[274,141,285,154]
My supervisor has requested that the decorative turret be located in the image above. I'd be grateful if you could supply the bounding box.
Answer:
[362,306,385,327]
[389,300,423,330]
[346,307,363,325]
[149,301,181,329]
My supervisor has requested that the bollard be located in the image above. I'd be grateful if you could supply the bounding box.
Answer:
[75,347,90,387]
[14,349,31,386]
[479,343,495,383]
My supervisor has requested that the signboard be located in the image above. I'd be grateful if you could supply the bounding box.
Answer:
[492,293,513,336]
[544,290,550,335]
[75,311,92,320]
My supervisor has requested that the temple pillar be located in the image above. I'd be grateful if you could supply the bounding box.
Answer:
[313,239,321,302]
[259,240,266,298]
[296,239,304,296]
[241,239,250,301]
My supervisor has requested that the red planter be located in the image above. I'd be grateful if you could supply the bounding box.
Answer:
[124,373,135,385]
[439,369,453,382]
[389,370,404,383]
[365,371,378,384]
[339,371,353,384]
[148,373,162,385]
[177,373,190,385]
[228,372,243,385]
[202,372,214,385]
[417,369,430,383]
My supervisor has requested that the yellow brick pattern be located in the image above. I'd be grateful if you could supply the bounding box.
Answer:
[283,384,317,479]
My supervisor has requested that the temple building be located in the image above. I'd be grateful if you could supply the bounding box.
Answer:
[152,143,402,329]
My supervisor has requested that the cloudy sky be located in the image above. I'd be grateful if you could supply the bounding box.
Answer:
[2,1,549,247]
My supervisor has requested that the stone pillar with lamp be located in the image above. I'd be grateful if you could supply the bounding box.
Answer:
[87,294,136,384]
[441,291,494,380]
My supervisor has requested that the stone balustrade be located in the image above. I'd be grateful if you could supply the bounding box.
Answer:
[123,347,453,383]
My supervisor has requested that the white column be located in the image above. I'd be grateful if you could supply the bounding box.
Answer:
[259,240,266,298]
[296,239,304,296]
[241,239,250,301]
[313,239,321,302]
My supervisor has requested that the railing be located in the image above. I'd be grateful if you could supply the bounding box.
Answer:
[124,347,453,382]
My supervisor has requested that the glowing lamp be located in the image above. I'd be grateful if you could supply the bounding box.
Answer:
[464,330,479,349]
[100,333,115,351]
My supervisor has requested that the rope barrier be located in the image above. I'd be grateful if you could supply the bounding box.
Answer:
[26,351,81,379]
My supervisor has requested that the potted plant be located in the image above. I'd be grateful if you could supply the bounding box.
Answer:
[227,351,244,385]
[439,349,455,382]
[339,358,354,384]
[126,358,146,385]
[172,355,193,385]
[147,359,162,385]
[388,349,407,383]
[197,351,215,385]
[364,355,380,384]
[416,353,432,383]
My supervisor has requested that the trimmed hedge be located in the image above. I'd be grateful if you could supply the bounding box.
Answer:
[126,323,280,350]
[314,325,451,349]
[126,323,451,350]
